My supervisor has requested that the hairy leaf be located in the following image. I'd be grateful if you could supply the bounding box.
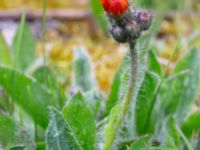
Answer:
[46,107,82,150]
[104,55,130,117]
[83,90,104,117]
[164,117,180,149]
[161,49,200,123]
[63,93,96,150]
[135,72,159,135]
[73,46,97,92]
[0,66,54,128]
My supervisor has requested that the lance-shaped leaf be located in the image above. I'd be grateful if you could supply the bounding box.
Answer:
[13,13,36,71]
[164,117,180,149]
[63,93,96,150]
[103,55,130,117]
[73,46,97,92]
[135,72,159,135]
[0,66,54,128]
[148,50,162,75]
[161,49,200,123]
[0,33,12,66]
[46,107,82,150]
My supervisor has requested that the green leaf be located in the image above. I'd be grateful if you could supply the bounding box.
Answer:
[46,107,82,150]
[9,146,25,150]
[181,111,200,137]
[135,72,160,135]
[148,50,162,75]
[89,0,108,31]
[11,128,36,150]
[153,148,178,150]
[63,93,96,150]
[105,102,125,150]
[176,122,194,150]
[0,115,17,146]
[129,136,150,150]
[0,89,13,113]
[33,66,66,109]
[83,90,104,117]
[36,142,46,150]
[161,49,200,123]
[104,55,129,117]
[73,46,97,92]
[0,33,12,66]
[33,66,56,87]
[164,117,180,149]
[0,116,35,150]
[0,66,54,128]
[13,13,36,71]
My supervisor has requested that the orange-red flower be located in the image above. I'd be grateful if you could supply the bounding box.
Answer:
[100,0,128,16]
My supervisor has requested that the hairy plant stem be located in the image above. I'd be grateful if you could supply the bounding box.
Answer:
[121,41,138,119]
[103,41,138,150]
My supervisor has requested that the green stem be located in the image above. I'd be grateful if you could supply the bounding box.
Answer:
[42,0,47,65]
[121,41,138,117]
[96,117,108,129]
[103,41,138,150]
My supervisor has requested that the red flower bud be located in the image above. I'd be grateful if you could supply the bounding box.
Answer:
[100,0,128,17]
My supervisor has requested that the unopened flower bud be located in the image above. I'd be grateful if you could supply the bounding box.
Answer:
[125,20,141,39]
[136,10,152,31]
[110,26,127,43]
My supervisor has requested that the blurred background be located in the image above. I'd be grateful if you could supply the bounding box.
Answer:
[0,0,199,93]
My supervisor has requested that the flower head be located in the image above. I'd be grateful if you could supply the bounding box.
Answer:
[100,0,129,17]
[136,10,153,30]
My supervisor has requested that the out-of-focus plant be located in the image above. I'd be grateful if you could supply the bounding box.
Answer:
[134,0,186,10]
[89,0,108,32]
[0,0,199,150]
